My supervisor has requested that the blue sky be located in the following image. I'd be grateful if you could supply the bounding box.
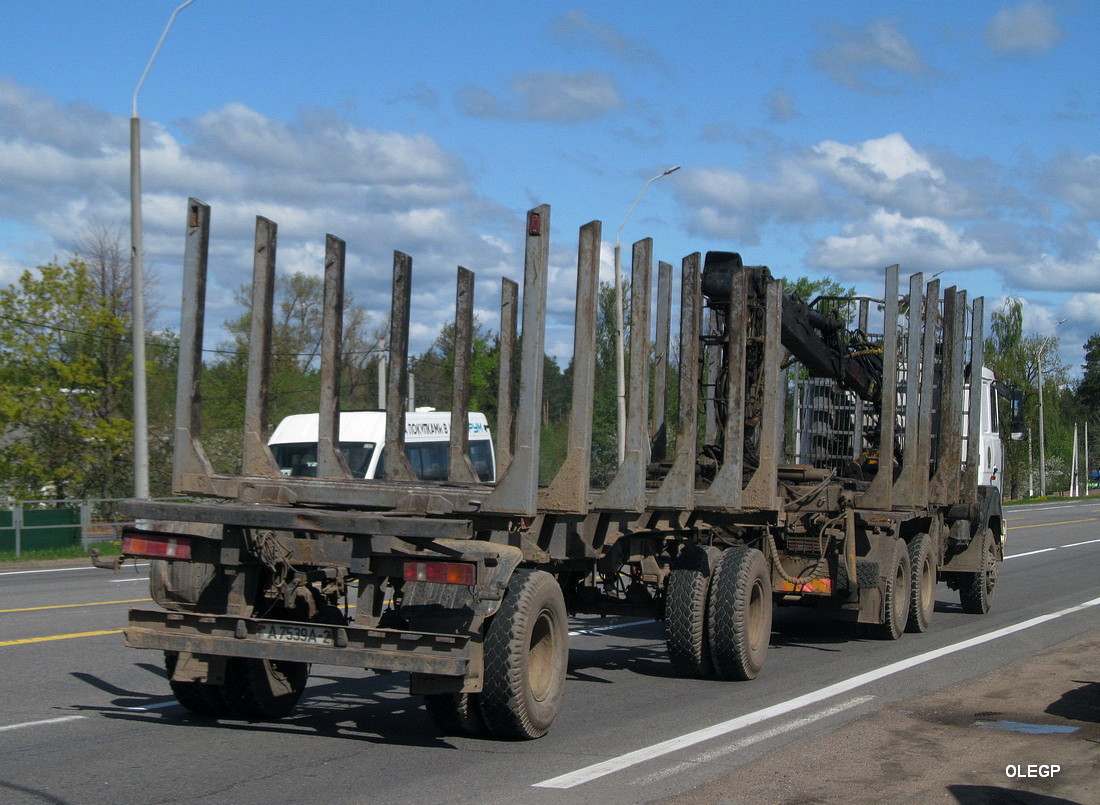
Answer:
[1,1,1097,373]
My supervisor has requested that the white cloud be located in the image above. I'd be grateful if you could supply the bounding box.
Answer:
[766,88,799,123]
[0,81,520,357]
[456,71,623,123]
[1041,152,1100,221]
[811,209,999,279]
[547,11,667,73]
[814,19,932,92]
[1009,247,1100,293]
[677,161,823,243]
[985,2,1063,56]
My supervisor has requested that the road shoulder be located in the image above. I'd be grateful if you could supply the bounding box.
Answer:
[657,628,1100,804]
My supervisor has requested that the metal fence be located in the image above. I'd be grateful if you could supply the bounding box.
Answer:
[0,497,182,558]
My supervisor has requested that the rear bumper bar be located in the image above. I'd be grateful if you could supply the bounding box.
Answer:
[125,608,470,677]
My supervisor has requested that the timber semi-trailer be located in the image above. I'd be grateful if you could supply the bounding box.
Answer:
[112,199,1014,738]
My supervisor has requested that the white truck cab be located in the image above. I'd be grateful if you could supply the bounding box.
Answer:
[969,367,1024,493]
[268,410,495,482]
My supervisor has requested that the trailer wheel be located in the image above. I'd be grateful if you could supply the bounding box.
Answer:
[665,545,721,678]
[424,693,487,736]
[481,569,568,739]
[959,527,997,615]
[221,657,310,720]
[906,533,935,633]
[164,651,231,716]
[873,538,911,640]
[707,546,772,681]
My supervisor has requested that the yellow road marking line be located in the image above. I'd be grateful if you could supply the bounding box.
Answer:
[1007,518,1099,529]
[1,629,124,647]
[0,598,150,614]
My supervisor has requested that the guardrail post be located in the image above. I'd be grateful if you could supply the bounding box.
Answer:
[80,501,92,551]
[14,502,23,558]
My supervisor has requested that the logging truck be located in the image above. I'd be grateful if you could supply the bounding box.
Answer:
[113,200,1018,738]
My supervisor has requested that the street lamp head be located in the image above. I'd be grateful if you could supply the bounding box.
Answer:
[661,165,682,177]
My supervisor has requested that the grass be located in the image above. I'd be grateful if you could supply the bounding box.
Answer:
[1005,492,1098,506]
[0,540,121,563]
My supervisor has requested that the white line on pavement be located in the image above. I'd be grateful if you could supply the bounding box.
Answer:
[534,594,1100,789]
[1061,537,1100,548]
[121,701,180,712]
[0,715,86,733]
[0,563,149,577]
[633,695,876,788]
[1005,548,1058,559]
[569,619,656,637]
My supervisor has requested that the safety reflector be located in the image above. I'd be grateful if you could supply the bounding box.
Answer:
[121,532,193,560]
[777,577,833,595]
[403,560,476,586]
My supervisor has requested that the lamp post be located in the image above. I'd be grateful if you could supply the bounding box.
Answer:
[131,0,196,509]
[613,165,680,463]
[1036,319,1066,497]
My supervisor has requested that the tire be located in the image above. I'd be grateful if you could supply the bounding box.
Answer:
[906,533,935,634]
[480,569,569,739]
[959,527,998,615]
[424,693,488,736]
[665,545,721,678]
[164,651,231,716]
[872,538,911,640]
[707,546,772,681]
[221,657,310,720]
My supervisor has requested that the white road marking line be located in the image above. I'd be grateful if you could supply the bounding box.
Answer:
[121,700,180,712]
[0,562,149,577]
[534,594,1100,789]
[0,715,86,732]
[633,695,875,788]
[569,619,656,637]
[1061,537,1100,548]
[1005,548,1058,559]
[109,577,150,583]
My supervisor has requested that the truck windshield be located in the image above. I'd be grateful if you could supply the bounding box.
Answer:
[271,442,376,477]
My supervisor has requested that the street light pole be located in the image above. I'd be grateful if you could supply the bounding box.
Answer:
[613,165,680,463]
[1036,319,1067,497]
[131,0,196,507]
[1038,349,1046,497]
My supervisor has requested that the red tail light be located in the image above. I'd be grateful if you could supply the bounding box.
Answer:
[403,560,476,586]
[122,532,192,560]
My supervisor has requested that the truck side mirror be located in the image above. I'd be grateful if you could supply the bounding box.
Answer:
[1009,387,1025,441]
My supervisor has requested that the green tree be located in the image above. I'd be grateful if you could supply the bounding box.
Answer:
[1074,334,1100,480]
[985,298,1071,498]
[0,260,133,500]
[202,272,381,473]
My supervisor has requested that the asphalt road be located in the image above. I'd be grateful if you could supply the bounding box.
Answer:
[1,500,1098,805]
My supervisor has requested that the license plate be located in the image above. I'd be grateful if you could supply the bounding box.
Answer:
[258,623,334,646]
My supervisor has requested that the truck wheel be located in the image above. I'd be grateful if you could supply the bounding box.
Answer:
[665,545,721,678]
[424,693,487,736]
[959,527,997,614]
[707,546,772,681]
[906,533,935,633]
[873,538,911,640]
[164,651,231,716]
[480,569,568,739]
[221,657,310,719]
